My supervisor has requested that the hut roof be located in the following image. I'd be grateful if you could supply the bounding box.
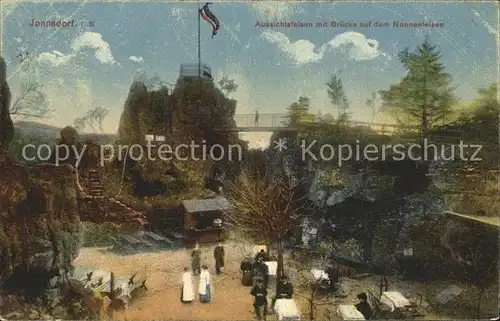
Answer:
[444,211,499,228]
[182,197,232,213]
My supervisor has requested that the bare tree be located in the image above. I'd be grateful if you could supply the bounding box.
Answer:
[10,76,49,118]
[10,53,49,118]
[295,241,333,320]
[225,170,312,294]
[74,106,110,132]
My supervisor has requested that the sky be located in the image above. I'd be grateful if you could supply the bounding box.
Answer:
[1,1,498,147]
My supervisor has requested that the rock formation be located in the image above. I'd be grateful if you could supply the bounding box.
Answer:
[117,76,238,150]
[0,57,83,306]
[0,57,14,153]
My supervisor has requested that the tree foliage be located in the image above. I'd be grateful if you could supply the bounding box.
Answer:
[326,74,349,120]
[217,76,238,96]
[286,96,311,126]
[379,39,455,135]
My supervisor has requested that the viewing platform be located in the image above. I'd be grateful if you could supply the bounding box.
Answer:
[180,63,213,80]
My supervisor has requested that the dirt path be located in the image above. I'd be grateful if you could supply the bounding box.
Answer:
[73,245,257,320]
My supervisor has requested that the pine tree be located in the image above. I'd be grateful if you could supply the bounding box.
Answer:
[326,74,349,120]
[286,96,310,126]
[379,39,455,137]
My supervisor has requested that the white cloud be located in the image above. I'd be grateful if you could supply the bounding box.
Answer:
[261,30,389,65]
[129,56,144,64]
[71,32,116,64]
[37,51,75,67]
[252,2,300,20]
[36,32,116,67]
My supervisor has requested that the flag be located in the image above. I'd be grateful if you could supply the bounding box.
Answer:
[199,3,220,38]
[203,70,213,80]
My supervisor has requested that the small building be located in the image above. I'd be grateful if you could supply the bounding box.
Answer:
[182,197,232,244]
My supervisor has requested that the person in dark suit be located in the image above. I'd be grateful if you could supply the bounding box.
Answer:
[355,292,373,320]
[213,242,225,274]
[251,280,268,320]
[240,256,253,286]
[252,258,269,288]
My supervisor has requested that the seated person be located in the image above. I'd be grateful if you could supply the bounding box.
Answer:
[241,256,253,271]
[355,292,373,320]
[325,264,339,292]
[272,276,294,308]
[255,249,269,262]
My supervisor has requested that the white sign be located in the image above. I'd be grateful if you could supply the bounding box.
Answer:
[403,248,413,256]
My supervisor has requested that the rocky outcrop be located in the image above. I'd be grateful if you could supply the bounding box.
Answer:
[117,76,239,150]
[0,57,83,303]
[0,160,83,295]
[0,57,14,152]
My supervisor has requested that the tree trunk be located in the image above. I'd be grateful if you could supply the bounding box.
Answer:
[309,286,319,320]
[276,238,284,296]
[476,286,483,319]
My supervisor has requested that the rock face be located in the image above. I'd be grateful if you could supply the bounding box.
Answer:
[0,57,83,300]
[0,57,14,152]
[0,160,83,294]
[117,77,238,149]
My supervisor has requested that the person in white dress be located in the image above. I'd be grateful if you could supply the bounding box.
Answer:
[198,265,212,303]
[181,267,194,303]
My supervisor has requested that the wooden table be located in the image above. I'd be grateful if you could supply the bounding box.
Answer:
[274,299,300,320]
[337,305,366,320]
[380,291,411,312]
[310,269,329,281]
[265,261,277,276]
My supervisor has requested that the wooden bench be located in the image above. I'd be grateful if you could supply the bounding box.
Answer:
[143,231,173,247]
[168,231,185,240]
[120,234,153,247]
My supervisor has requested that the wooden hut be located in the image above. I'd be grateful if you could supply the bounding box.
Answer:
[182,197,232,244]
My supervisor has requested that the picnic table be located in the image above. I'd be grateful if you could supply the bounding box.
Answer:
[380,291,411,311]
[310,269,329,281]
[337,305,365,320]
[265,261,277,276]
[274,299,300,321]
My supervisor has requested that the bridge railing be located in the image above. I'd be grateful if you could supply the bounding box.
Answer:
[232,114,290,128]
[228,114,409,133]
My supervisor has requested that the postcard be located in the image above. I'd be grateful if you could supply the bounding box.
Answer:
[0,1,498,320]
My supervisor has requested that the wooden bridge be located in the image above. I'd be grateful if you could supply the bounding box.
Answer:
[215,113,406,134]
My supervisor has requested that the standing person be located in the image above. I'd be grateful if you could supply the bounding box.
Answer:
[251,280,268,321]
[198,265,212,303]
[355,292,373,320]
[252,258,269,288]
[214,242,225,274]
[191,243,201,275]
[254,110,259,126]
[181,267,194,303]
[240,256,253,286]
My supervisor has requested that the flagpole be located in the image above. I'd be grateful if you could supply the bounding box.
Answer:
[197,2,201,80]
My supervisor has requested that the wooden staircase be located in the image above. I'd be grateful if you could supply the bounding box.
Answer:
[87,169,104,198]
[78,169,149,230]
